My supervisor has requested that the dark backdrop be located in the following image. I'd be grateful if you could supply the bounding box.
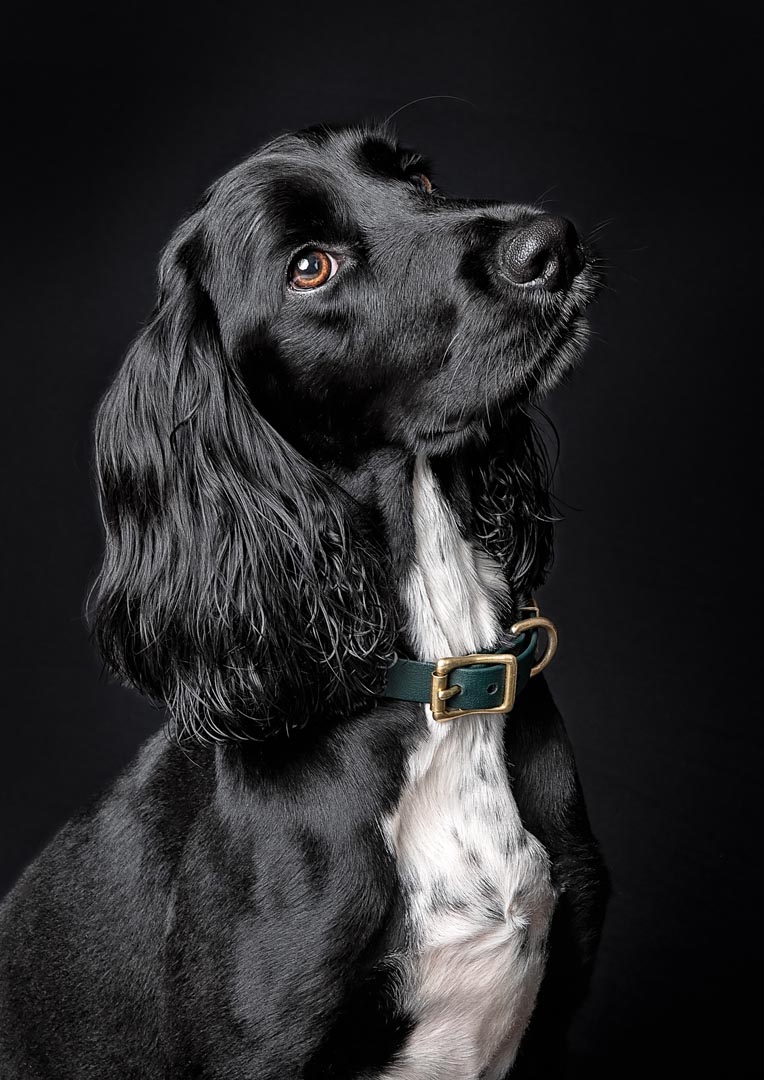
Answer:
[2,3,760,1075]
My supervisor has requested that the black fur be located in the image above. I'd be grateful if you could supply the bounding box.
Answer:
[0,122,606,1078]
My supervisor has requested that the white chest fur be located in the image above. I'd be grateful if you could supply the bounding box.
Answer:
[380,457,555,1080]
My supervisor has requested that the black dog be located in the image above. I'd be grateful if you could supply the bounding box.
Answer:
[0,123,607,1078]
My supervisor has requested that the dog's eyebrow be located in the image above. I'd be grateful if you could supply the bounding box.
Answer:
[355,137,430,181]
[261,175,361,249]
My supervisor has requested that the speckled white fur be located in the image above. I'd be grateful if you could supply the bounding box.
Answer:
[380,457,556,1080]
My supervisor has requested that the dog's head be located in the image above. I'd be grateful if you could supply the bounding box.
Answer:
[92,123,599,742]
[194,124,597,464]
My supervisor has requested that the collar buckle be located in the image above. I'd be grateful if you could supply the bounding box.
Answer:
[430,653,519,723]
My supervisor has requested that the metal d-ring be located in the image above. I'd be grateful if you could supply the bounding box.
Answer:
[509,616,558,677]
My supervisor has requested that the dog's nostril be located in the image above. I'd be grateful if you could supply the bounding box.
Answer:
[501,214,582,291]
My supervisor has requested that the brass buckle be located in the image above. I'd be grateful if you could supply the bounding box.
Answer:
[430,653,519,723]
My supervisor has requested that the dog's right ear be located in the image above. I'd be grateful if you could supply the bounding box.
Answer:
[90,216,395,743]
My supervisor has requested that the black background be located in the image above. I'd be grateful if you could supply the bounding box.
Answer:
[2,3,761,1074]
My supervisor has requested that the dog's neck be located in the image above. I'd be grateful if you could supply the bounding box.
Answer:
[404,455,509,659]
[330,448,514,661]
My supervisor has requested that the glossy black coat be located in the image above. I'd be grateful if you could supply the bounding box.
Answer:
[0,124,606,1077]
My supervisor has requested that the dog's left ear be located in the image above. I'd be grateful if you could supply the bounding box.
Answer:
[90,215,395,743]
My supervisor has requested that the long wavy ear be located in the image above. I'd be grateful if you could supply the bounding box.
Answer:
[470,409,557,606]
[90,219,395,743]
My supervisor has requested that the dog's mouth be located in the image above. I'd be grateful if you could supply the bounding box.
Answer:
[431,416,477,436]
[413,415,488,452]
[517,259,602,387]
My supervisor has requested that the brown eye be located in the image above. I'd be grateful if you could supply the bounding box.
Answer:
[411,174,433,194]
[289,249,338,289]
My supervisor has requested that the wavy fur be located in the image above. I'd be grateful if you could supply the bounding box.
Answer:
[91,223,396,742]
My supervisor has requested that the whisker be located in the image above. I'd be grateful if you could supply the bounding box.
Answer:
[384,95,477,125]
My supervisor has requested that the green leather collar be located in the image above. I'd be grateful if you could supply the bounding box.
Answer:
[381,631,538,722]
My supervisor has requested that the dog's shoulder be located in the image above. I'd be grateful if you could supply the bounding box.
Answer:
[9,731,213,898]
[0,730,217,1074]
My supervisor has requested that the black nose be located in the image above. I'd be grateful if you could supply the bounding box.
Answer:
[501,214,583,290]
